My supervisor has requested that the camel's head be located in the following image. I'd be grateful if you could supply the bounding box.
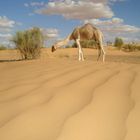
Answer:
[51,45,56,52]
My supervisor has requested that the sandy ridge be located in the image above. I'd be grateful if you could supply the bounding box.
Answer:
[55,68,137,140]
[0,63,130,140]
[0,48,140,140]
[0,63,116,128]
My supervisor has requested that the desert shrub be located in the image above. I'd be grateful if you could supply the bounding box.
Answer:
[12,27,44,60]
[0,45,7,50]
[114,37,124,50]
[122,44,140,52]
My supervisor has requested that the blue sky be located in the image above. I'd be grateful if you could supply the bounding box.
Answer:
[0,0,140,47]
[112,0,140,26]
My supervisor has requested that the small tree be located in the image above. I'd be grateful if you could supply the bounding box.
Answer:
[12,27,44,60]
[114,37,124,50]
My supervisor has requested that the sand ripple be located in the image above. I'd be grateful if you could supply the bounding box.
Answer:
[0,52,140,140]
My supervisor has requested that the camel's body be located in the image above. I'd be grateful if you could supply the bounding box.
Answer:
[52,23,105,62]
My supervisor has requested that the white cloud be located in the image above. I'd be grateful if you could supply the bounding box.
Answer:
[48,0,123,4]
[36,0,114,19]
[0,28,11,33]
[0,16,19,46]
[85,18,140,33]
[30,2,45,7]
[84,18,140,42]
[75,0,108,4]
[24,2,45,7]
[104,31,140,43]
[0,33,12,46]
[26,0,126,20]
[24,3,29,7]
[85,18,123,25]
[103,24,140,33]
[0,33,12,38]
[0,16,16,28]
[40,28,59,38]
[28,13,35,16]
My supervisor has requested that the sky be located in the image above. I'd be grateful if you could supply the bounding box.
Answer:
[0,0,140,47]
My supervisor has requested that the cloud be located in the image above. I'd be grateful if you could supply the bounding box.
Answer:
[40,28,59,38]
[0,16,16,28]
[84,18,140,42]
[85,18,123,25]
[26,0,126,20]
[24,3,29,7]
[0,33,13,46]
[30,2,45,7]
[84,18,140,33]
[0,28,11,33]
[103,24,140,33]
[24,2,45,7]
[104,31,140,43]
[48,0,124,4]
[0,33,12,38]
[36,0,114,19]
[28,13,35,16]
[26,0,125,20]
[0,16,19,46]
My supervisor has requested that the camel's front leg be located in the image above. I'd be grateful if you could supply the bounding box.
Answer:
[76,39,84,61]
[98,31,106,62]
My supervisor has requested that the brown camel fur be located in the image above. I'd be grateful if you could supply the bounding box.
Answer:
[52,23,106,62]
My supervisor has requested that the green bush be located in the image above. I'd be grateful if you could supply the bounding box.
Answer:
[12,27,44,60]
[114,37,124,50]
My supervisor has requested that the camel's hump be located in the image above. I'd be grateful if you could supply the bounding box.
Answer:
[82,23,97,30]
[70,23,98,40]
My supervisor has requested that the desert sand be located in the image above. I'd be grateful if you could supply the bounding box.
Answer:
[0,48,140,140]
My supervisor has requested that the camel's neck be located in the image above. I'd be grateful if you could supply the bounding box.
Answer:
[55,34,71,49]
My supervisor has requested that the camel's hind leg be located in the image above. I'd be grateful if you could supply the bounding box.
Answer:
[97,46,101,61]
[101,44,106,62]
[76,39,84,61]
[99,43,105,62]
[102,48,106,62]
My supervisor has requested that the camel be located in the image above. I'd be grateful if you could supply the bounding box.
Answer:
[51,23,106,62]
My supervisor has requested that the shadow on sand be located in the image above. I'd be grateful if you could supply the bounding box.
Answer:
[0,59,24,63]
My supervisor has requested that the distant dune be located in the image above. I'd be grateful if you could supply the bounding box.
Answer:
[0,48,140,140]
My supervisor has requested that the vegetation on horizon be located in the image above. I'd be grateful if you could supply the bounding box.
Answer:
[122,43,140,52]
[0,45,7,50]
[12,27,44,60]
[113,37,140,52]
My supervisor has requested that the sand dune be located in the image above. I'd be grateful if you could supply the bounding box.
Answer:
[0,48,140,140]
